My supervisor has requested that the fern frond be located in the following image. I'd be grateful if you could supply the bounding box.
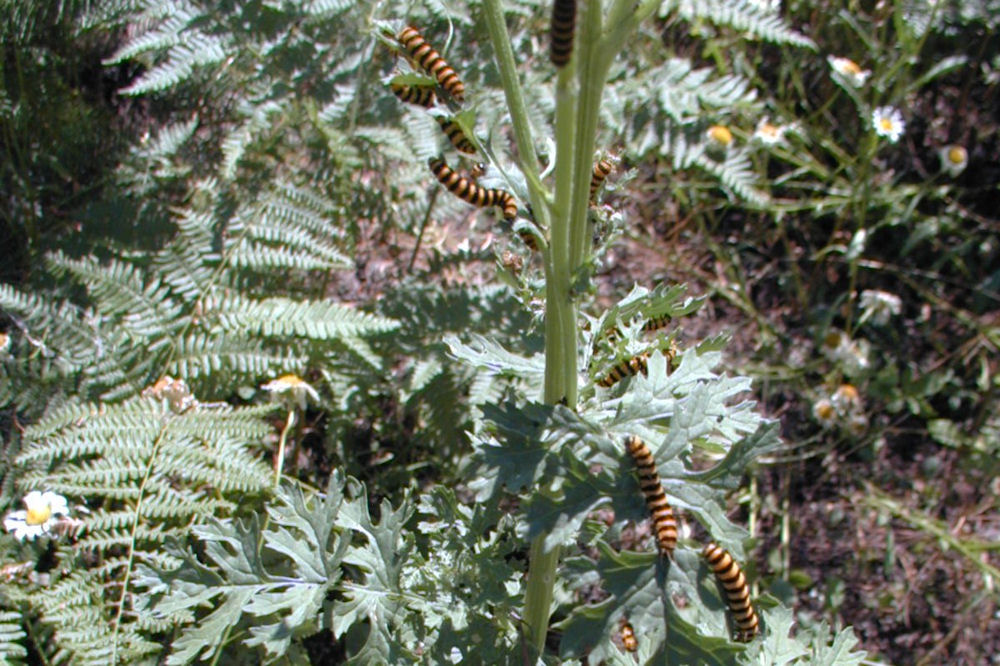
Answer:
[690,145,769,207]
[654,59,757,122]
[169,331,306,381]
[104,2,196,64]
[220,100,283,180]
[207,294,399,340]
[317,83,360,125]
[302,0,355,15]
[28,570,161,666]
[263,183,347,240]
[120,33,229,96]
[47,253,183,337]
[667,0,816,48]
[666,129,769,207]
[132,116,199,169]
[0,610,27,661]
[225,186,351,272]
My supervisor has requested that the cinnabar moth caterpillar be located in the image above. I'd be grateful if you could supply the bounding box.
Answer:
[390,81,436,108]
[469,162,488,179]
[513,221,540,249]
[590,158,614,200]
[498,192,519,221]
[398,27,466,102]
[597,352,649,388]
[702,543,760,642]
[620,621,638,652]
[550,0,577,67]
[428,158,516,219]
[436,116,476,154]
[642,314,671,333]
[624,435,677,556]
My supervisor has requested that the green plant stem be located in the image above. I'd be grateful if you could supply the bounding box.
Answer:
[273,409,296,490]
[481,0,545,213]
[863,488,1000,580]
[483,0,660,654]
[111,422,170,665]
[482,2,561,654]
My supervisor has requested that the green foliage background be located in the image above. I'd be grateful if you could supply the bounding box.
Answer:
[1,0,997,663]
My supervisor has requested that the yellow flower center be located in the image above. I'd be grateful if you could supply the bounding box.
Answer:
[759,122,779,137]
[815,403,836,420]
[879,117,894,131]
[25,505,52,526]
[947,146,966,164]
[836,384,859,402]
[276,374,305,386]
[708,125,732,146]
[823,331,843,349]
[842,59,861,75]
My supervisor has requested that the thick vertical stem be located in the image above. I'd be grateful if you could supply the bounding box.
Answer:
[482,0,659,655]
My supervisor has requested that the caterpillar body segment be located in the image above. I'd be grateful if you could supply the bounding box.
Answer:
[590,158,614,200]
[624,435,678,556]
[702,543,760,642]
[436,116,476,154]
[498,192,519,221]
[390,81,436,108]
[397,26,466,102]
[597,351,649,388]
[642,313,671,333]
[513,220,542,250]
[549,0,577,67]
[428,158,517,219]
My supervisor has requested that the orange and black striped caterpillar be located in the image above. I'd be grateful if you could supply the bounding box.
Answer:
[620,620,638,652]
[436,116,476,154]
[398,27,466,102]
[390,81,436,108]
[642,314,671,333]
[428,158,517,220]
[624,435,677,557]
[550,0,577,67]
[590,158,614,200]
[702,543,760,642]
[597,352,649,388]
[514,223,540,251]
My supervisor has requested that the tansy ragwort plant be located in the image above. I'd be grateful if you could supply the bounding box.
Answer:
[429,0,868,661]
[0,0,875,662]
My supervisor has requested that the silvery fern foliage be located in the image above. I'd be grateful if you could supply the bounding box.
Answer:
[0,610,27,662]
[3,398,274,665]
[605,1,815,206]
[663,0,816,48]
[0,176,395,408]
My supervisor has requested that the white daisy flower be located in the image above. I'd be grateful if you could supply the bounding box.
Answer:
[831,383,863,413]
[872,107,905,143]
[820,329,871,375]
[940,144,968,176]
[753,118,789,145]
[3,491,69,541]
[858,289,903,326]
[812,398,837,428]
[846,412,869,436]
[827,56,870,87]
[261,374,320,411]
